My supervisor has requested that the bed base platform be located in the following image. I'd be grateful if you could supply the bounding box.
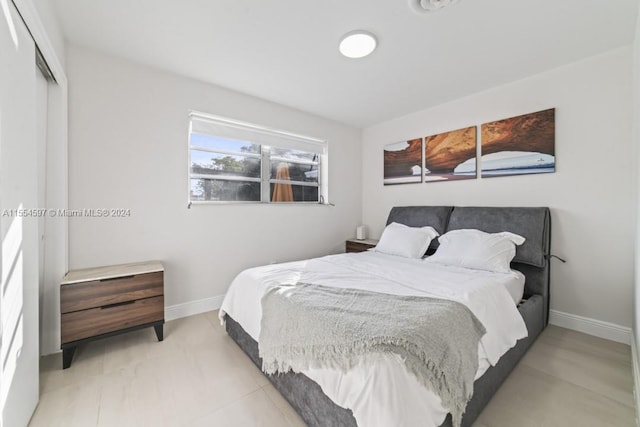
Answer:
[226,293,544,427]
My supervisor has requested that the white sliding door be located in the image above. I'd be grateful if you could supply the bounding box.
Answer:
[0,0,41,425]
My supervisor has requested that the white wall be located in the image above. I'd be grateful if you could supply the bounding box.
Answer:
[65,46,361,324]
[632,2,640,415]
[362,47,634,331]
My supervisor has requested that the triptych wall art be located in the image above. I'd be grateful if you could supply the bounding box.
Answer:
[383,108,555,185]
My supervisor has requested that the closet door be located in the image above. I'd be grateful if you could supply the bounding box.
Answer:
[0,1,40,426]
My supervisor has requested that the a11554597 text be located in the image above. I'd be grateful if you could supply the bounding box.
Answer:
[1,208,132,218]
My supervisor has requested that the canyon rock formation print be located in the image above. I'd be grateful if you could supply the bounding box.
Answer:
[481,109,555,177]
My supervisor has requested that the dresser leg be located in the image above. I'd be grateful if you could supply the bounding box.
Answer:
[154,324,164,341]
[62,346,76,369]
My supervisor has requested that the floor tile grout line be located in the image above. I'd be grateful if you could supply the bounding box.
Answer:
[190,386,266,424]
[528,337,633,367]
[522,362,636,410]
[519,348,634,393]
[261,383,303,427]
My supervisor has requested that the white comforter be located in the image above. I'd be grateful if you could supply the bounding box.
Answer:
[219,251,528,427]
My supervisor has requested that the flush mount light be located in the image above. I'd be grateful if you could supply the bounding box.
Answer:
[339,31,377,59]
[409,0,461,13]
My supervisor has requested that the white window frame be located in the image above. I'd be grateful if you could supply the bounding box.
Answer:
[188,111,328,205]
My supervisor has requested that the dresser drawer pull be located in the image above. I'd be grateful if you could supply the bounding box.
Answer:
[100,275,135,282]
[101,300,135,310]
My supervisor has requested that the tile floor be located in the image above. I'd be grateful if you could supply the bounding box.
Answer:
[30,311,636,427]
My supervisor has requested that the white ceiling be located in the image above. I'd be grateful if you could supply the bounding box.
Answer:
[53,0,638,127]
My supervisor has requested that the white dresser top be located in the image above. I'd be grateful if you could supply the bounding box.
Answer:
[61,261,164,285]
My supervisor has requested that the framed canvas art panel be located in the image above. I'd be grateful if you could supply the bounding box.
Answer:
[481,108,555,177]
[424,126,477,182]
[383,138,423,185]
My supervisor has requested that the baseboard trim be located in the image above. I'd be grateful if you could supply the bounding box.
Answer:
[549,309,631,345]
[165,294,225,322]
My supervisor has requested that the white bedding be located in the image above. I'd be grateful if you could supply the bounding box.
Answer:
[219,251,528,427]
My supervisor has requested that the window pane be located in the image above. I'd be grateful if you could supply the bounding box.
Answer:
[270,161,318,183]
[191,150,261,178]
[270,183,319,202]
[189,113,328,204]
[190,179,261,202]
[270,147,318,162]
[190,133,260,154]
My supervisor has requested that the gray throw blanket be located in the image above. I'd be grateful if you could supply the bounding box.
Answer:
[259,283,486,427]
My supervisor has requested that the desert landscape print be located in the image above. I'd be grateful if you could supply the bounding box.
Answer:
[480,108,555,177]
[383,138,423,185]
[424,126,477,182]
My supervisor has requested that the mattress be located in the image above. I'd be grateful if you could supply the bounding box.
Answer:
[219,251,528,427]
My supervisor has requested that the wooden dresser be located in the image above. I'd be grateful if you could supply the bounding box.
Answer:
[60,261,165,369]
[345,238,378,253]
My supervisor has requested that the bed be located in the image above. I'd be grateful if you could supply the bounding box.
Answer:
[219,206,551,427]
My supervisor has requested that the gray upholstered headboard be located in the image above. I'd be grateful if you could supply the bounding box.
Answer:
[386,206,551,324]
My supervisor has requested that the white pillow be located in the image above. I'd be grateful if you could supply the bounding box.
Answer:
[374,222,439,259]
[427,229,525,273]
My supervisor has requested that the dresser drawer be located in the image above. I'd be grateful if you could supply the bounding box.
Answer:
[61,271,163,314]
[61,295,164,344]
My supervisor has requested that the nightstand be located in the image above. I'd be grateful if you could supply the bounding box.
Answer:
[60,261,165,369]
[345,238,378,253]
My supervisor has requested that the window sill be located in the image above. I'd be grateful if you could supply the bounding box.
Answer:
[187,201,334,208]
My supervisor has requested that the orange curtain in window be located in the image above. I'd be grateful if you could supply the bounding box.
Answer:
[272,162,294,202]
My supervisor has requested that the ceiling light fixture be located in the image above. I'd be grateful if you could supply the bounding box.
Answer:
[339,31,377,59]
[409,0,461,13]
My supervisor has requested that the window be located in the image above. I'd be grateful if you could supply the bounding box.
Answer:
[188,112,327,204]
